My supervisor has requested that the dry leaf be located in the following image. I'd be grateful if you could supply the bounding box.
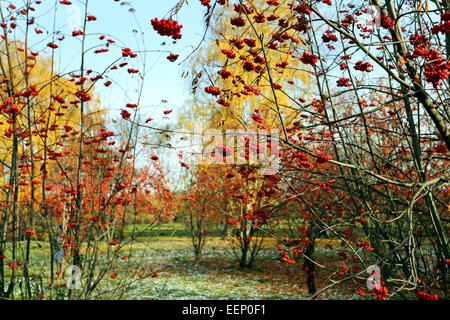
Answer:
[397,56,408,73]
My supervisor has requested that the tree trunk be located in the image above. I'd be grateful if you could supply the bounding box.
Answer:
[303,239,317,295]
[239,238,249,269]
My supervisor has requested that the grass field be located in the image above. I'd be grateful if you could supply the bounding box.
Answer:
[107,236,353,300]
[4,222,362,300]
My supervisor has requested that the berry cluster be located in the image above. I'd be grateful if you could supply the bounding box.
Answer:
[151,18,182,40]
[72,30,84,37]
[372,286,388,300]
[221,49,236,59]
[121,109,131,120]
[200,0,211,10]
[336,77,352,87]
[380,15,395,29]
[431,11,450,34]
[244,38,256,47]
[218,69,233,79]
[409,34,450,87]
[204,85,221,96]
[354,60,373,72]
[417,292,439,300]
[75,90,91,102]
[423,50,450,88]
[167,53,179,62]
[300,52,318,66]
[233,3,253,14]
[243,61,256,72]
[122,48,138,58]
[230,17,246,27]
[322,29,337,43]
[293,3,311,15]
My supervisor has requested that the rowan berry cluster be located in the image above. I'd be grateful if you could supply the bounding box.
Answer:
[204,85,221,96]
[151,18,182,40]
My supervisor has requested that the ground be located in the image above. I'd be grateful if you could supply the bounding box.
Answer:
[5,223,364,300]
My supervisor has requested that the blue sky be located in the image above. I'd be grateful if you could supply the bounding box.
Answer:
[6,0,209,185]
[25,0,207,120]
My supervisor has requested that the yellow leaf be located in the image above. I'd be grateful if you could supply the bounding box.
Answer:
[398,56,408,73]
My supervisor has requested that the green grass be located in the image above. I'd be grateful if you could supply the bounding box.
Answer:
[114,243,309,300]
[124,222,225,238]
[3,222,362,300]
